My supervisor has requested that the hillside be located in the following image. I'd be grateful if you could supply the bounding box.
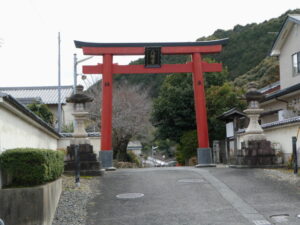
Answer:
[233,56,279,89]
[197,9,300,80]
[113,9,300,96]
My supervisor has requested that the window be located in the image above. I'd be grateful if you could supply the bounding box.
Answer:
[292,52,300,75]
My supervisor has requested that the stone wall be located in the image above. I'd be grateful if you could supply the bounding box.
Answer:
[0,178,62,225]
[58,136,101,157]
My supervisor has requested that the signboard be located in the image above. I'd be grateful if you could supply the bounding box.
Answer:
[145,47,161,68]
[226,122,234,138]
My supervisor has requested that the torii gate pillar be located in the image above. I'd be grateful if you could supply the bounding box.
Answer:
[100,54,114,168]
[75,39,228,169]
[192,53,212,165]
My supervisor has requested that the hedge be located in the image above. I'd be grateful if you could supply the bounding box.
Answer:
[0,148,64,186]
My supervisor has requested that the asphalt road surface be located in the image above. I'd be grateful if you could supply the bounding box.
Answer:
[87,167,300,225]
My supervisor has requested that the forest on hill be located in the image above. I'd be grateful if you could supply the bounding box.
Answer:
[115,9,300,93]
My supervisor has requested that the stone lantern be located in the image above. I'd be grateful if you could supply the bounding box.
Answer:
[66,85,93,143]
[243,82,265,141]
[64,85,103,176]
[237,82,276,166]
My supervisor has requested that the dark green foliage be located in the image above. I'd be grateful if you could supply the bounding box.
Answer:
[0,148,64,186]
[152,64,245,143]
[114,55,188,98]
[206,83,246,141]
[27,103,54,125]
[176,130,198,165]
[127,151,142,167]
[154,139,176,158]
[152,73,196,143]
[204,58,229,88]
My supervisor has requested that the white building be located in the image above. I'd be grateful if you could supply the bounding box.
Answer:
[0,85,74,127]
[220,15,300,163]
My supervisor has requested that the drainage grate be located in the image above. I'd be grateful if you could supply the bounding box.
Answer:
[177,178,205,183]
[270,214,289,223]
[116,193,144,199]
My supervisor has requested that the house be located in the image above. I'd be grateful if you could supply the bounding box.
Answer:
[0,85,74,127]
[257,14,300,161]
[219,15,300,163]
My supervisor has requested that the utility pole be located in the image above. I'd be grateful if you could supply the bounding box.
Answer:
[57,32,62,133]
[73,54,78,93]
[73,54,94,94]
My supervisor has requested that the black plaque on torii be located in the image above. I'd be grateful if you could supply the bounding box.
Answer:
[145,47,161,68]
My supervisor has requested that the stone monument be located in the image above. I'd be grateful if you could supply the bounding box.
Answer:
[237,82,276,166]
[64,85,104,176]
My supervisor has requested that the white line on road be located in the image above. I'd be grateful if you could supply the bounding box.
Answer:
[192,169,272,225]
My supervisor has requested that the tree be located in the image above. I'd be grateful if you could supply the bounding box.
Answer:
[176,130,198,165]
[27,103,54,125]
[152,71,245,145]
[151,73,196,143]
[87,82,153,161]
[206,82,246,141]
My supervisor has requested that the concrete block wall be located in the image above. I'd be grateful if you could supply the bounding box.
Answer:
[0,178,62,225]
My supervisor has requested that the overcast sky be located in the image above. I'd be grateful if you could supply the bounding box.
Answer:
[0,0,300,88]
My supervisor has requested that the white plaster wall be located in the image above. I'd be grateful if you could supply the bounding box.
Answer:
[279,24,300,89]
[263,124,298,154]
[0,106,58,153]
[48,104,74,126]
[62,103,74,126]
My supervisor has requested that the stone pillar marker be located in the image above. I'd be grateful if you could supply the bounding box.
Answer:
[64,85,104,176]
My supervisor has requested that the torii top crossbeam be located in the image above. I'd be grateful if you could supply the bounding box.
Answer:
[75,38,228,168]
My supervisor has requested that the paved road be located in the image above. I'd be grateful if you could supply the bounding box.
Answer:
[87,167,300,225]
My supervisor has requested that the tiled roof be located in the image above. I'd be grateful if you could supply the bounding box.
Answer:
[16,97,43,105]
[218,108,246,121]
[0,86,73,104]
[261,116,300,129]
[262,82,300,102]
[237,116,300,134]
[258,81,280,94]
[60,132,100,137]
[0,91,7,97]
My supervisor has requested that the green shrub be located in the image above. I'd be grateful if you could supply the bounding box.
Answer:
[287,154,295,170]
[127,151,142,167]
[0,148,64,186]
[176,130,198,165]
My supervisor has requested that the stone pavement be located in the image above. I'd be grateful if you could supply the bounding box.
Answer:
[86,167,300,225]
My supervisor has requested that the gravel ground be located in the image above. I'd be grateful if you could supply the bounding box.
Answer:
[263,168,300,186]
[52,175,100,225]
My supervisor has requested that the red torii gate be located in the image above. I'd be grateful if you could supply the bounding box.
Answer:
[75,39,227,169]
